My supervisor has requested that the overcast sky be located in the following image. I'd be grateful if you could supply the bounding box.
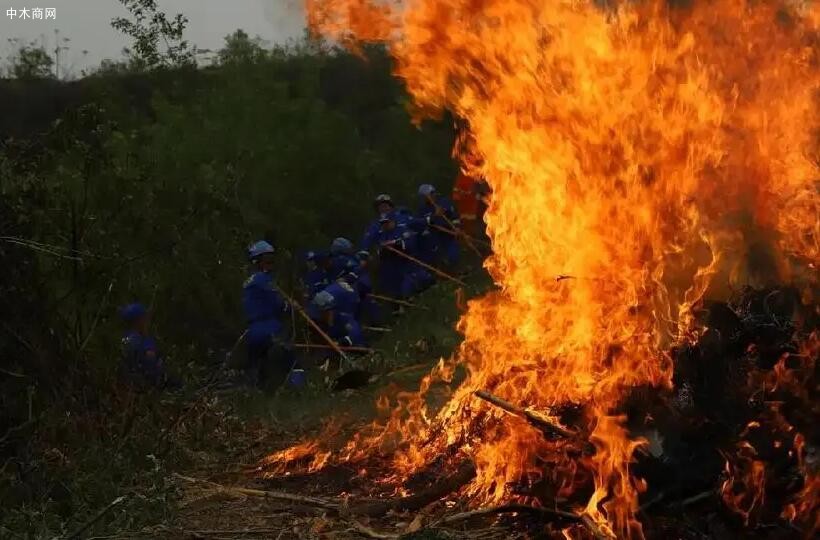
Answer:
[1,1,306,75]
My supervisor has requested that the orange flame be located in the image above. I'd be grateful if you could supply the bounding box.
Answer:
[721,439,767,526]
[277,0,819,535]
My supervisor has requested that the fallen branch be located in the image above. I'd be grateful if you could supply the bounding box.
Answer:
[65,495,128,540]
[349,521,399,539]
[680,489,714,507]
[174,474,339,511]
[438,504,580,525]
[580,514,616,540]
[0,419,35,447]
[348,460,476,517]
[187,528,285,536]
[474,390,575,439]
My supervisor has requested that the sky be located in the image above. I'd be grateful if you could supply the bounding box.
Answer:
[0,0,306,75]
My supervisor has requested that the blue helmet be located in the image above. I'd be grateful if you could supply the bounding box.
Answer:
[248,240,275,261]
[330,237,354,255]
[418,184,436,198]
[374,193,394,208]
[312,290,336,311]
[120,302,147,322]
[305,250,330,261]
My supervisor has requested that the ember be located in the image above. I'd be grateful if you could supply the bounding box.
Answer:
[262,1,819,537]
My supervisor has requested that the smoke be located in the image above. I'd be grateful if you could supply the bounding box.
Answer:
[258,0,306,41]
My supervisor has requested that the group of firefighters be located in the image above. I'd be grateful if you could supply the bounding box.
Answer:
[118,176,489,391]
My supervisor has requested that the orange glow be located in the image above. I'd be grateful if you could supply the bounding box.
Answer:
[721,449,767,526]
[268,0,819,536]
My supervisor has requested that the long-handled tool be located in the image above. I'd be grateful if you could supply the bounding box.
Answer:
[382,244,467,287]
[363,325,391,333]
[369,293,429,310]
[276,288,352,369]
[425,194,484,257]
[430,223,491,249]
[292,343,374,354]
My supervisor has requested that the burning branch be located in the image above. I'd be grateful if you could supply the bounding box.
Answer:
[474,389,576,439]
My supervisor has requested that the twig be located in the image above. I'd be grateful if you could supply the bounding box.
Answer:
[349,521,399,539]
[580,514,616,540]
[0,419,34,447]
[679,490,714,507]
[0,237,84,261]
[638,490,669,513]
[173,474,338,510]
[438,504,580,525]
[65,495,128,539]
[187,529,286,536]
[349,460,476,516]
[79,281,115,352]
[0,367,26,378]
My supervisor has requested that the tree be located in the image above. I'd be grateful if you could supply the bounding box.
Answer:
[5,40,54,79]
[217,30,268,65]
[111,0,194,70]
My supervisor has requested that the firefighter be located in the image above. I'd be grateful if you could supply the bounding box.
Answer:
[376,211,433,298]
[417,183,461,268]
[119,303,180,390]
[312,290,366,348]
[452,173,491,240]
[303,250,332,301]
[242,240,297,388]
[362,194,397,251]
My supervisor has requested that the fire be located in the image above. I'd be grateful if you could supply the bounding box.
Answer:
[721,439,768,526]
[272,0,819,536]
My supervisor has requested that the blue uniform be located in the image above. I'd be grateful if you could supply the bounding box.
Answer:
[121,331,166,387]
[417,195,461,267]
[375,218,433,298]
[332,254,383,322]
[324,311,366,347]
[304,267,331,300]
[243,271,290,346]
[324,280,360,317]
[242,271,294,386]
[331,253,358,279]
[361,208,412,251]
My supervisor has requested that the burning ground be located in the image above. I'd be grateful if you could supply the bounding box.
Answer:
[245,1,820,539]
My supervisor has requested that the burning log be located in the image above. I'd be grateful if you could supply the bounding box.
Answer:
[474,389,576,439]
[347,460,476,517]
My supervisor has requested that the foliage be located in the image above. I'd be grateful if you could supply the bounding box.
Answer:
[111,0,194,70]
[0,33,457,536]
[4,40,54,79]
[217,30,269,65]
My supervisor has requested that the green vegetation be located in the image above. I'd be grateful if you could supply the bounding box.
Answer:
[0,10,465,537]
